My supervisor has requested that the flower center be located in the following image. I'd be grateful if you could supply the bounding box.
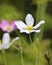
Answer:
[26,25,33,30]
[7,26,11,31]
[0,40,2,44]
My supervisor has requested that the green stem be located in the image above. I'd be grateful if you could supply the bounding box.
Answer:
[29,34,35,49]
[12,46,24,65]
[29,34,34,49]
[15,30,25,65]
[20,49,24,65]
[2,49,7,65]
[29,34,37,52]
[29,34,32,44]
[29,34,38,65]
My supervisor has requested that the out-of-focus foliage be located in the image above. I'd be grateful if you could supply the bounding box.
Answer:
[32,0,47,5]
[0,3,24,21]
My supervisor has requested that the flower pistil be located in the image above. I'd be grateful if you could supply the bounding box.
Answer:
[26,25,33,31]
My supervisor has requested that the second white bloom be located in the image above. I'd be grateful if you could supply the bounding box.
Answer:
[0,33,19,50]
[15,14,45,34]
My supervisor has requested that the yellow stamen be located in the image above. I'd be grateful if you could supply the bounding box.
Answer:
[25,25,33,31]
[7,26,11,31]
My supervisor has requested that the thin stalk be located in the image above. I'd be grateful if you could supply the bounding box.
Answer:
[29,34,38,65]
[20,48,24,65]
[2,49,7,65]
[13,30,24,65]
[29,34,37,52]
[12,45,24,65]
[29,34,34,49]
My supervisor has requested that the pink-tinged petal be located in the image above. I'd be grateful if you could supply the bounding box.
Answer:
[0,20,9,31]
[1,20,8,24]
[6,20,17,33]
[0,24,1,28]
[10,20,17,31]
[0,20,17,33]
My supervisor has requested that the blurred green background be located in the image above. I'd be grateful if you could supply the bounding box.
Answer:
[0,0,52,65]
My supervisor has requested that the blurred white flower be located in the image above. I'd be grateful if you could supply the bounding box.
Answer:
[0,33,19,50]
[15,14,45,34]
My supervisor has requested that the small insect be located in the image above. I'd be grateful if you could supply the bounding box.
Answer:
[16,44,22,49]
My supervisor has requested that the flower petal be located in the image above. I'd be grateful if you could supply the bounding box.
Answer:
[25,14,34,26]
[1,20,8,24]
[20,30,30,34]
[0,24,1,28]
[10,20,17,31]
[0,20,9,31]
[33,20,45,29]
[2,33,10,45]
[30,29,41,33]
[10,37,19,45]
[3,37,19,49]
[3,43,10,49]
[20,29,41,34]
[15,21,27,30]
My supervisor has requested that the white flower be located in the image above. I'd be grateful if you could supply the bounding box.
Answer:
[0,33,19,50]
[15,14,45,34]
